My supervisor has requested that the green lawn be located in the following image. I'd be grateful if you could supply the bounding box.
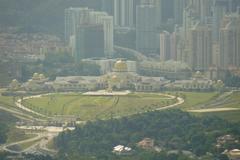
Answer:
[0,95,16,107]
[218,91,240,109]
[7,138,41,152]
[23,93,176,120]
[192,91,240,122]
[7,128,36,144]
[18,138,41,151]
[172,92,219,109]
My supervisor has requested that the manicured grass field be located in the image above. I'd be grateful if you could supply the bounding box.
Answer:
[23,93,176,120]
[218,91,240,109]
[0,95,16,107]
[7,128,36,144]
[171,92,219,109]
[193,91,240,122]
[7,138,41,152]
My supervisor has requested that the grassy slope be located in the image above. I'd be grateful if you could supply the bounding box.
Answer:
[0,95,16,107]
[7,138,41,152]
[174,92,219,109]
[219,92,240,108]
[4,90,239,122]
[0,101,36,145]
[6,128,36,144]
[192,92,240,122]
[23,93,174,120]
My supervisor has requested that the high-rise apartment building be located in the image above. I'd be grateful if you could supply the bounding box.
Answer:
[219,14,240,69]
[188,22,212,71]
[140,0,162,25]
[174,0,187,25]
[74,24,105,60]
[160,31,171,61]
[65,8,92,43]
[212,0,228,41]
[114,0,134,28]
[65,7,114,60]
[101,0,114,15]
[136,4,159,55]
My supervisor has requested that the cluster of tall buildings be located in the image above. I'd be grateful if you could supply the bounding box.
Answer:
[65,7,113,61]
[65,0,240,74]
[180,0,240,73]
[134,0,240,72]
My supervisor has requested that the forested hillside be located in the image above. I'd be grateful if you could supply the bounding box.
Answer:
[55,110,240,160]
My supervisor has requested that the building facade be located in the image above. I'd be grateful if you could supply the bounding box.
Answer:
[219,14,240,70]
[188,23,212,71]
[136,4,159,55]
[114,0,134,28]
[160,31,171,61]
[65,7,114,60]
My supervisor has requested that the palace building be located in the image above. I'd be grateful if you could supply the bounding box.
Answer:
[14,60,169,93]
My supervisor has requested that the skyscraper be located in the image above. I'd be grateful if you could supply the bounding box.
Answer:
[185,0,212,23]
[140,0,162,26]
[219,14,240,69]
[65,7,114,60]
[188,22,212,71]
[160,31,171,61]
[174,0,187,25]
[101,0,114,15]
[212,0,228,41]
[136,4,159,55]
[65,8,92,44]
[74,24,105,60]
[114,0,134,28]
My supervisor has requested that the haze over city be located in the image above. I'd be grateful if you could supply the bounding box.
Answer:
[0,0,240,160]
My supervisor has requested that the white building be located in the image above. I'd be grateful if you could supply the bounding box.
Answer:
[160,31,171,61]
[113,145,132,155]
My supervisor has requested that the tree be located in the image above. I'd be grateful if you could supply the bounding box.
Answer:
[0,123,8,144]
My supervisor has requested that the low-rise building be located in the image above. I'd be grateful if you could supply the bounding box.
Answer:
[165,71,221,91]
[113,145,132,155]
[228,149,240,160]
[14,60,169,93]
[137,138,155,150]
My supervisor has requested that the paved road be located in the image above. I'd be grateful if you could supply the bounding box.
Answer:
[1,133,44,154]
[16,96,48,118]
[188,108,240,113]
[156,97,184,111]
[0,92,185,156]
[0,105,47,122]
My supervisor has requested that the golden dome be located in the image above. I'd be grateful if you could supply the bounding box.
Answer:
[112,75,117,79]
[114,60,128,72]
[12,79,18,83]
[32,73,39,80]
[111,75,120,83]
[39,74,45,79]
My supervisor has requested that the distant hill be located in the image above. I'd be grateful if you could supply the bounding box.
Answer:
[0,0,102,36]
[55,109,240,160]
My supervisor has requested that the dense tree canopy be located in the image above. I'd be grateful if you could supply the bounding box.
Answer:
[224,71,240,88]
[55,110,240,160]
[21,52,101,81]
[0,122,8,144]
